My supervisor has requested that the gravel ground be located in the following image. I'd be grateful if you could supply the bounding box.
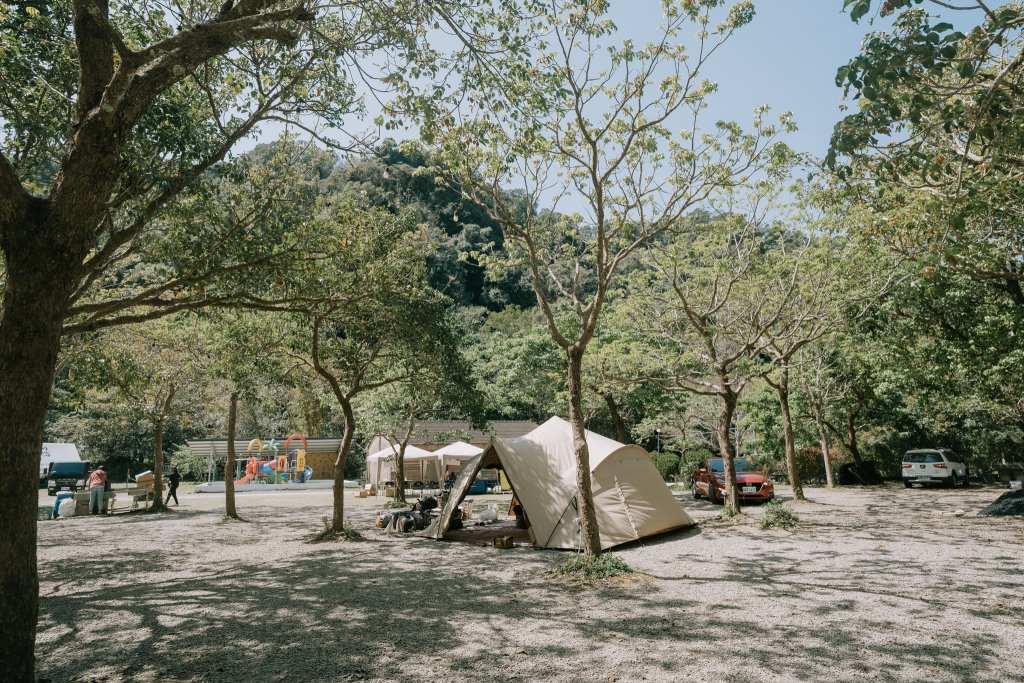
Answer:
[35,483,1024,683]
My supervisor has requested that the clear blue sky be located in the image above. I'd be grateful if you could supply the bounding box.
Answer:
[609,0,969,161]
[254,1,976,165]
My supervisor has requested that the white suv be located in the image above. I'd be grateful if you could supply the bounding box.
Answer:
[902,449,969,488]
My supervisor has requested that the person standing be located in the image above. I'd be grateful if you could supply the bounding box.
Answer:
[87,464,108,515]
[165,466,181,506]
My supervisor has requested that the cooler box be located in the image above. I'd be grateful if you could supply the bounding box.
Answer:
[53,491,74,518]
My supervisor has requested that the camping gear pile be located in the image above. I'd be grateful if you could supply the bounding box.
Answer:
[376,495,440,533]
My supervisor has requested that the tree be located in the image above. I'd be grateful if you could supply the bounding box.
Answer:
[431,0,789,553]
[76,316,208,511]
[225,392,240,520]
[461,306,564,422]
[360,355,482,503]
[829,1,1024,471]
[626,206,799,516]
[280,202,468,530]
[0,0,527,673]
[325,143,535,310]
[830,0,1024,352]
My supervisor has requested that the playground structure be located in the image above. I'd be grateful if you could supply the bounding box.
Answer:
[233,435,314,487]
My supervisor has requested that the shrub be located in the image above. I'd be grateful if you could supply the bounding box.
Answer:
[166,444,209,480]
[550,553,632,581]
[678,447,716,485]
[652,452,681,481]
[761,500,799,530]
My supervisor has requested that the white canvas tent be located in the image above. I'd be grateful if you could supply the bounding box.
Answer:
[366,441,485,486]
[366,444,438,485]
[421,417,694,550]
[432,441,484,481]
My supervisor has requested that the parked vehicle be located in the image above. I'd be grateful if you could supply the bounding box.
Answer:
[902,449,969,488]
[39,442,82,488]
[691,457,774,505]
[46,461,91,496]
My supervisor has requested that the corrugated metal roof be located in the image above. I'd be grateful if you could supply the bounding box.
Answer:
[367,420,538,454]
[187,439,343,458]
[408,420,538,443]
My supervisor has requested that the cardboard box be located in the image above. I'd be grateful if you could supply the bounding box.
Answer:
[134,471,155,489]
[356,491,368,498]
[492,536,513,549]
[74,491,114,515]
[384,487,396,497]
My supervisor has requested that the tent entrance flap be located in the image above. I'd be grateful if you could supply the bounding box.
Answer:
[418,448,495,540]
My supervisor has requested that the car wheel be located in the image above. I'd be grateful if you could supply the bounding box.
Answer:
[963,469,970,487]
[48,489,55,496]
[903,480,912,488]
[691,482,700,499]
[948,473,958,489]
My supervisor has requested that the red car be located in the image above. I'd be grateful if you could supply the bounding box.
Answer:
[691,457,774,505]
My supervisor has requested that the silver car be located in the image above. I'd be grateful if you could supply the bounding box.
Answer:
[902,449,969,488]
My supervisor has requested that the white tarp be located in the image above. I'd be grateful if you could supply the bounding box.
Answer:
[421,417,694,550]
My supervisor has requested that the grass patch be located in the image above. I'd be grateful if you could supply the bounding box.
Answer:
[309,516,365,543]
[761,500,799,530]
[550,553,633,583]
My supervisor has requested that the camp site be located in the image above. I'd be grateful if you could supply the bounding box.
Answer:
[3,1,1024,682]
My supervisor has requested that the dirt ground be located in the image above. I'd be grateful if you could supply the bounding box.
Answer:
[35,483,1024,683]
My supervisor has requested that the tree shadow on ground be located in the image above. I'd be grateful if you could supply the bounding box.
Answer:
[35,488,1024,683]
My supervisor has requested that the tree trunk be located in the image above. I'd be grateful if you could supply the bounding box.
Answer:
[567,346,602,555]
[604,392,628,443]
[812,399,835,489]
[846,412,863,465]
[225,392,239,519]
[152,417,166,511]
[774,367,804,501]
[394,444,408,503]
[150,388,175,512]
[0,201,85,682]
[715,391,741,516]
[331,397,355,531]
[392,413,416,504]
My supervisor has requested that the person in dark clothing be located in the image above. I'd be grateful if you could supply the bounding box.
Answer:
[165,466,181,505]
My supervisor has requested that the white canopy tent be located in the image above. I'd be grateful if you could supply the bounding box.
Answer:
[421,417,695,550]
[365,444,437,485]
[431,441,484,482]
[365,441,484,486]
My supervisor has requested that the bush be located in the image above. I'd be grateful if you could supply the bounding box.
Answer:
[678,447,716,485]
[551,554,632,581]
[166,444,210,481]
[761,500,799,530]
[651,452,681,481]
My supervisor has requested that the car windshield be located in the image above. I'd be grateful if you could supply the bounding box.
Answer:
[709,458,755,473]
[50,462,86,476]
[905,452,943,464]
